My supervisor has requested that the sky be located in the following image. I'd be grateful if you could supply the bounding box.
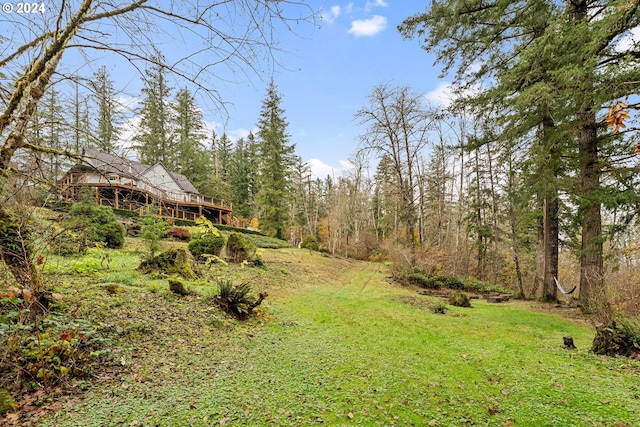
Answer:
[214,0,448,178]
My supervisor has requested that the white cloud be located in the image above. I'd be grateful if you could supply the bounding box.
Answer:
[423,80,486,110]
[365,0,388,12]
[348,15,387,37]
[203,119,222,139]
[423,82,454,108]
[114,95,140,114]
[615,26,640,52]
[307,158,342,179]
[117,115,141,151]
[321,5,341,24]
[227,127,257,143]
[345,3,354,14]
[339,159,355,173]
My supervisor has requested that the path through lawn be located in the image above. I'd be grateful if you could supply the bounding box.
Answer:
[42,249,639,426]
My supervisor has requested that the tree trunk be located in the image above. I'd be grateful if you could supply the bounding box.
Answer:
[474,146,486,280]
[533,212,544,299]
[543,196,559,302]
[538,116,559,303]
[577,112,604,311]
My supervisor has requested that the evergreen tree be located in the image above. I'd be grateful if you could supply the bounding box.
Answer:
[255,81,296,240]
[246,132,261,202]
[172,87,211,189]
[229,137,259,218]
[42,87,66,179]
[372,154,399,241]
[203,131,232,200]
[90,66,120,153]
[214,132,233,182]
[134,53,174,167]
[73,79,94,153]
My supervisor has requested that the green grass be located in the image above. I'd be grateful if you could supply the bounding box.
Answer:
[24,249,640,426]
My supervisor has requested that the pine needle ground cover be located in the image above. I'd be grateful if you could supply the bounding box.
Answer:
[29,249,640,426]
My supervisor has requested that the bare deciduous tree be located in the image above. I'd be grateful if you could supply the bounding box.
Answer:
[356,83,431,267]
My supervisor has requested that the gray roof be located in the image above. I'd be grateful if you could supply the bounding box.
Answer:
[80,148,200,194]
[169,171,199,194]
[82,147,147,177]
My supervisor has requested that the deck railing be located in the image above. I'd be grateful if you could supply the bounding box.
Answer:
[59,173,232,211]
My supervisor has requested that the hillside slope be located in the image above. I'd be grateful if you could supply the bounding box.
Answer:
[12,247,640,426]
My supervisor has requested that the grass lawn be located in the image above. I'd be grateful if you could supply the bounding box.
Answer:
[27,247,640,426]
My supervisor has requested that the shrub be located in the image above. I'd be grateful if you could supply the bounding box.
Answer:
[141,214,169,259]
[301,235,320,251]
[188,233,226,259]
[431,301,448,315]
[252,254,266,268]
[187,216,226,260]
[437,276,466,290]
[59,200,125,253]
[449,291,472,308]
[408,273,441,289]
[0,388,17,415]
[168,226,191,241]
[617,316,640,348]
[226,232,256,263]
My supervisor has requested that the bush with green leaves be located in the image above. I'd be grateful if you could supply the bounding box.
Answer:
[141,214,168,259]
[226,232,256,263]
[188,233,226,259]
[437,276,466,290]
[431,301,448,315]
[407,272,441,289]
[188,216,226,260]
[58,200,125,253]
[301,235,319,251]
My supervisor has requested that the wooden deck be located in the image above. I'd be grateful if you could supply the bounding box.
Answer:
[58,173,233,224]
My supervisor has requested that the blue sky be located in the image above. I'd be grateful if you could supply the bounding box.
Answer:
[217,0,448,178]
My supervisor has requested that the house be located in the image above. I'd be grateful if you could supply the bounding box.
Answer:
[58,148,232,224]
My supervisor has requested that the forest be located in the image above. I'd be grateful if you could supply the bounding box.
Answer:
[1,0,640,425]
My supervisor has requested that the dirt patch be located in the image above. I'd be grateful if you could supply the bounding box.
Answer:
[526,301,593,325]
[394,295,437,310]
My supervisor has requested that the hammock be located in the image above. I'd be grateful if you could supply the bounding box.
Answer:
[554,276,576,295]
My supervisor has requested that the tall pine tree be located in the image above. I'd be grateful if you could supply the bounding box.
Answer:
[134,54,174,167]
[172,87,211,190]
[91,66,120,153]
[255,81,295,240]
[229,136,260,218]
